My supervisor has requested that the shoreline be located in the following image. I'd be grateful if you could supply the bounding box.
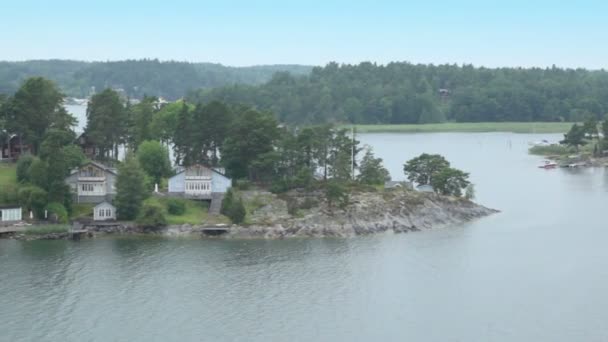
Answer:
[348,122,572,134]
[4,191,499,241]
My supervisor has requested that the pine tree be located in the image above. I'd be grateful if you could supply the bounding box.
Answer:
[116,155,148,220]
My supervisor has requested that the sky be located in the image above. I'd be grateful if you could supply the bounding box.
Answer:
[1,0,608,68]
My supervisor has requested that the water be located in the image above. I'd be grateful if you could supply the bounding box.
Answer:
[2,132,608,342]
[65,104,87,134]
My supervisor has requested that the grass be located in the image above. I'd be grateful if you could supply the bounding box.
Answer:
[528,144,573,156]
[24,225,70,235]
[0,163,17,188]
[71,203,94,219]
[348,122,574,134]
[145,197,212,225]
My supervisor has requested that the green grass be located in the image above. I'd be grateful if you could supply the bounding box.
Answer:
[349,122,574,134]
[0,163,17,188]
[24,225,70,235]
[71,203,94,219]
[528,144,573,156]
[145,197,211,225]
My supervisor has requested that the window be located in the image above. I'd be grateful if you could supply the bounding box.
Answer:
[99,209,104,217]
[106,209,112,217]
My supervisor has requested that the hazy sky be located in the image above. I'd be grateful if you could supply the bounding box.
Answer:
[2,0,607,68]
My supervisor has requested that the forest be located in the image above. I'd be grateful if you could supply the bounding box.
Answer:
[191,62,608,124]
[0,59,312,100]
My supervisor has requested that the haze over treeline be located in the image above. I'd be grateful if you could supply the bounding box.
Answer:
[0,59,313,99]
[2,59,608,124]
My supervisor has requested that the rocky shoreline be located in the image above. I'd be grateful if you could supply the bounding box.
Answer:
[7,189,498,240]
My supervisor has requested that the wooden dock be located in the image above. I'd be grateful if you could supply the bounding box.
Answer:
[0,226,26,234]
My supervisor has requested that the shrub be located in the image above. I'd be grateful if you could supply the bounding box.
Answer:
[16,154,34,183]
[24,225,69,236]
[221,189,234,216]
[0,183,19,204]
[228,198,246,224]
[166,198,186,215]
[18,185,48,219]
[45,202,68,223]
[136,203,167,230]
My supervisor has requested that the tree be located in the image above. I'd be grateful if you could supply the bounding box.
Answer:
[465,184,476,200]
[357,147,390,185]
[220,189,234,216]
[560,124,587,151]
[131,96,157,149]
[173,102,194,166]
[18,185,47,218]
[115,155,148,220]
[27,158,49,190]
[16,154,35,183]
[4,77,70,154]
[222,108,280,180]
[325,180,349,210]
[227,197,246,224]
[403,153,450,185]
[431,167,470,197]
[136,140,172,185]
[86,89,126,159]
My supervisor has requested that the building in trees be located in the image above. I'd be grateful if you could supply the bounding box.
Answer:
[64,161,118,203]
[168,165,231,199]
[75,132,99,159]
[1,135,32,160]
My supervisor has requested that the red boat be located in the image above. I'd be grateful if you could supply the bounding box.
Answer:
[538,160,558,169]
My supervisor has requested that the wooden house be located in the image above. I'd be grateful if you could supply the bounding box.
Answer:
[1,135,32,161]
[94,202,116,221]
[65,161,118,203]
[168,165,231,199]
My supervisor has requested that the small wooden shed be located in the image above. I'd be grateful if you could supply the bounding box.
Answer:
[94,202,116,221]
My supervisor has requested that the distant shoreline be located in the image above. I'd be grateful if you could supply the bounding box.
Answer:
[348,122,573,134]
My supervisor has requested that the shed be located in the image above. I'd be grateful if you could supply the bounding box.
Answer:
[0,206,22,222]
[94,202,116,221]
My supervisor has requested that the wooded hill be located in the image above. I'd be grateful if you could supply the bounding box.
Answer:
[191,62,608,124]
[0,59,313,100]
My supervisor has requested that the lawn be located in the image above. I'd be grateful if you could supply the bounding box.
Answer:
[0,163,17,188]
[349,122,574,134]
[145,197,215,225]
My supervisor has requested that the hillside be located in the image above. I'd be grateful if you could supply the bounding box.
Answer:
[191,62,608,124]
[0,60,313,99]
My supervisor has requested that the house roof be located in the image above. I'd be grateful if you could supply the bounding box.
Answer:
[70,161,118,176]
[94,201,115,209]
[171,164,230,179]
[0,205,21,210]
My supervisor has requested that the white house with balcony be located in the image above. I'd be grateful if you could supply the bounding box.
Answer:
[168,165,231,199]
[65,162,118,204]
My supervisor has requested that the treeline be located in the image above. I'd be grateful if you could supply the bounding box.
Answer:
[191,62,608,124]
[0,59,313,99]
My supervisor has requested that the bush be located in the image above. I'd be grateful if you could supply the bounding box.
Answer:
[136,203,167,230]
[24,225,69,236]
[228,198,246,224]
[16,154,34,183]
[18,185,48,219]
[221,189,234,216]
[0,183,19,204]
[45,202,68,223]
[166,198,186,215]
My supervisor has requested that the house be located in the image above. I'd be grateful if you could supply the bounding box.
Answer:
[384,181,413,190]
[0,206,22,222]
[65,161,118,203]
[1,134,32,160]
[76,132,99,159]
[416,184,435,193]
[94,202,116,221]
[168,165,231,199]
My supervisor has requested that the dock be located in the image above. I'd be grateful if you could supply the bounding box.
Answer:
[0,226,26,235]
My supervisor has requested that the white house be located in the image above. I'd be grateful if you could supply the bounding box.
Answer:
[0,206,22,222]
[94,202,116,221]
[168,165,231,198]
[416,184,435,193]
[65,162,118,203]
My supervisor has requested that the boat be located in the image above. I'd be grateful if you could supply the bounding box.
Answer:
[538,160,558,169]
[529,139,551,147]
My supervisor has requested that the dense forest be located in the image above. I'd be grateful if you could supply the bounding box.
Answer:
[0,60,312,99]
[191,62,608,124]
